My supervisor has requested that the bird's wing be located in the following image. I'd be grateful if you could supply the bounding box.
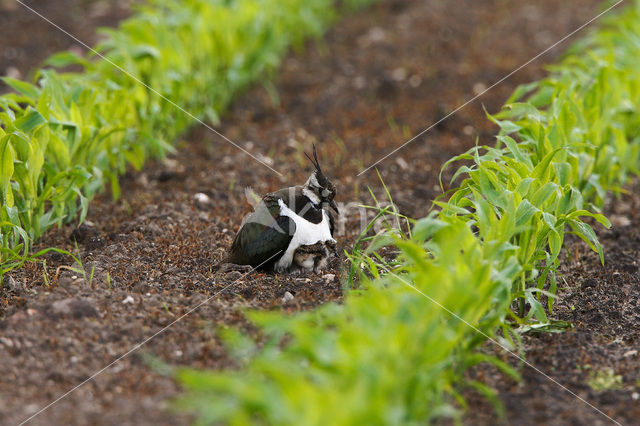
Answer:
[227,194,295,267]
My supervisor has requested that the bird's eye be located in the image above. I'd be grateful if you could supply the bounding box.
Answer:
[321,189,330,198]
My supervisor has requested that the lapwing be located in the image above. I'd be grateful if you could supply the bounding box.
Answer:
[222,146,339,273]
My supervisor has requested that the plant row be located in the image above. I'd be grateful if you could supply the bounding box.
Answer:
[177,1,640,423]
[0,0,376,277]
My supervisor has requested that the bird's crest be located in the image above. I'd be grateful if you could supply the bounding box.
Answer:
[304,144,328,187]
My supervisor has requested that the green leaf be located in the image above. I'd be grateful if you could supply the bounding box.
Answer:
[411,216,448,243]
[0,135,15,207]
[1,77,41,99]
[515,200,538,227]
[44,51,89,68]
[14,108,47,133]
[532,148,563,180]
[567,210,611,228]
[553,162,572,186]
[131,45,161,60]
[514,177,535,198]
[570,220,604,264]
[497,135,532,168]
[499,102,545,122]
[505,81,540,104]
[524,289,548,323]
[549,229,563,258]
[531,182,558,207]
[46,132,71,168]
[518,319,572,335]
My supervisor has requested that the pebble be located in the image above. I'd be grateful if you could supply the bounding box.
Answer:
[395,157,409,170]
[391,67,407,82]
[609,214,631,228]
[281,291,294,304]
[322,274,336,283]
[368,27,387,43]
[122,295,135,304]
[50,298,98,319]
[353,76,367,90]
[408,74,422,88]
[256,153,274,166]
[5,66,21,79]
[194,192,210,204]
[473,82,487,95]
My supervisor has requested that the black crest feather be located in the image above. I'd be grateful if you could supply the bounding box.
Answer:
[304,144,322,173]
[304,144,328,187]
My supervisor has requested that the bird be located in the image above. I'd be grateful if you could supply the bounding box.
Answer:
[292,240,338,273]
[221,145,339,273]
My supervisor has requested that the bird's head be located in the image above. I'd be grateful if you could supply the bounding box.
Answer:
[304,145,339,215]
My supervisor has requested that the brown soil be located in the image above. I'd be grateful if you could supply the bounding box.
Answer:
[2,0,637,425]
[0,0,133,84]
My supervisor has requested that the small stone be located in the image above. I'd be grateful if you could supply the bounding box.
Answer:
[395,157,409,170]
[50,298,98,319]
[0,337,13,348]
[632,392,639,401]
[122,295,135,304]
[5,66,21,80]
[610,214,631,228]
[623,350,637,358]
[281,291,294,304]
[322,274,336,283]
[256,153,274,166]
[368,27,387,43]
[408,75,422,88]
[353,76,367,90]
[194,192,210,204]
[473,82,487,95]
[391,67,407,82]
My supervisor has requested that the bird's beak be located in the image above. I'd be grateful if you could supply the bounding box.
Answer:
[329,200,339,215]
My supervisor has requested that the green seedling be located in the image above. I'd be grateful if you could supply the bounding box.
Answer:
[588,367,623,391]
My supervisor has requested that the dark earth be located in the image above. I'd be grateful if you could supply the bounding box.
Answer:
[1,0,638,425]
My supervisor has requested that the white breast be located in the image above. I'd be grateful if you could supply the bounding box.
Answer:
[274,199,335,272]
